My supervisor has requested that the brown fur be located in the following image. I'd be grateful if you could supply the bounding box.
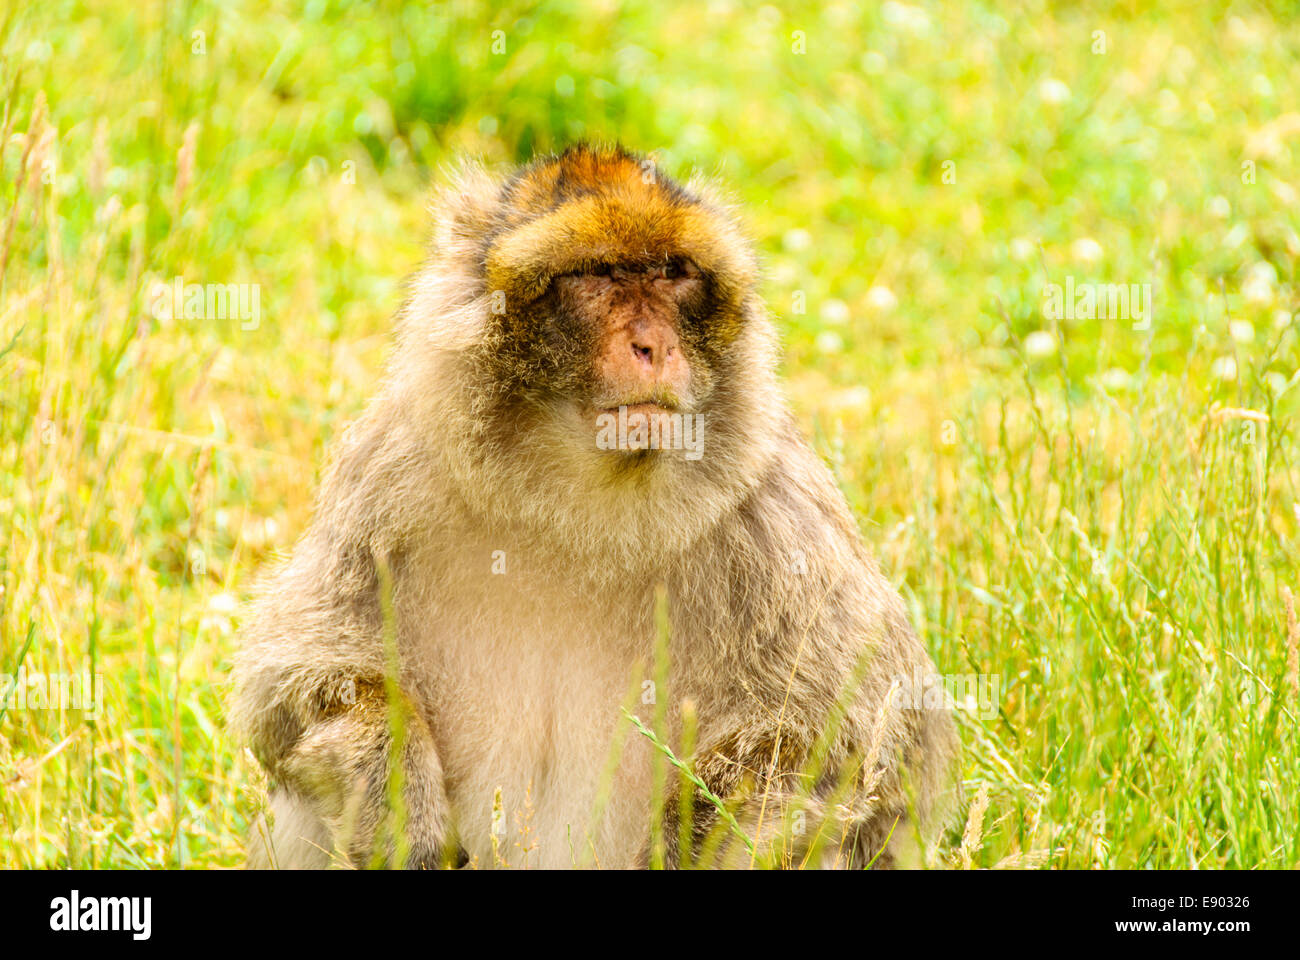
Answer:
[232,144,959,869]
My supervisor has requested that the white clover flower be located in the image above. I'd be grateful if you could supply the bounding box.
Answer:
[881,2,931,34]
[820,298,851,324]
[1039,78,1071,104]
[1009,237,1036,261]
[865,285,898,311]
[1071,237,1103,264]
[782,228,812,252]
[1211,356,1238,381]
[208,592,239,615]
[1101,368,1131,391]
[1241,262,1277,305]
[815,330,844,354]
[1024,330,1057,357]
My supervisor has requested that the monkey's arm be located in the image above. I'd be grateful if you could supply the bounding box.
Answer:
[658,437,959,869]
[273,683,451,869]
[232,558,453,869]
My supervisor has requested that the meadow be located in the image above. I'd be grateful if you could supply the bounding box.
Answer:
[1,0,1298,868]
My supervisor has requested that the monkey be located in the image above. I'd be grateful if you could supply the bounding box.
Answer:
[231,144,959,870]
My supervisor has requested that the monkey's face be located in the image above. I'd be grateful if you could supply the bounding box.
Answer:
[478,146,759,466]
[553,258,708,417]
[490,256,723,464]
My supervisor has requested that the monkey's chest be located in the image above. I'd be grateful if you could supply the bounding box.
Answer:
[420,590,655,869]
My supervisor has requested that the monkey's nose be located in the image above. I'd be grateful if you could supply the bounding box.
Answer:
[612,318,686,390]
[631,341,656,367]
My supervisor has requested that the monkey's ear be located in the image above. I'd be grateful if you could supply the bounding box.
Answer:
[426,160,500,256]
[395,162,505,352]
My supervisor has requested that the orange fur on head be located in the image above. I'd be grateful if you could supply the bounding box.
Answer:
[483,145,757,308]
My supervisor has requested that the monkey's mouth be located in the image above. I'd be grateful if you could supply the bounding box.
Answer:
[588,389,685,419]
[597,401,679,418]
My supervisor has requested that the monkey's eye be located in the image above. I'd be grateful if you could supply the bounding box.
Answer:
[661,259,698,281]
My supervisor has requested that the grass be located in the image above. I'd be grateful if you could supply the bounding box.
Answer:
[2,0,1299,868]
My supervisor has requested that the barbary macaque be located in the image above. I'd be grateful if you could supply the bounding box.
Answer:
[232,144,958,869]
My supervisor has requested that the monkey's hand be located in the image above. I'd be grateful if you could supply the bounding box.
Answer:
[653,728,920,870]
[235,662,452,869]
